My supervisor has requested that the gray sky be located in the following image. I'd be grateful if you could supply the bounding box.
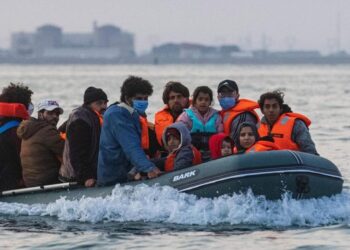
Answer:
[1,0,349,54]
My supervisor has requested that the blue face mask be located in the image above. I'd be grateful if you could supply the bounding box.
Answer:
[219,97,236,110]
[133,100,148,114]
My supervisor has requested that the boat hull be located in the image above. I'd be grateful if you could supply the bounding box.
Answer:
[0,151,343,204]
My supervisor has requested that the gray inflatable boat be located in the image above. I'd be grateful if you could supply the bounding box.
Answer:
[0,150,343,204]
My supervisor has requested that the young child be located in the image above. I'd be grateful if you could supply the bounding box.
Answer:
[209,133,234,160]
[235,122,280,154]
[128,122,201,180]
[177,86,223,161]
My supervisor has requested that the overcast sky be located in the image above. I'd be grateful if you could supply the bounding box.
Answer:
[1,0,349,54]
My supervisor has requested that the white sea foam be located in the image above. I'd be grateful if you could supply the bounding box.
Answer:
[1,184,350,227]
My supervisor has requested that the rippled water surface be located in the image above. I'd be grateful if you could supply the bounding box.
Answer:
[0,64,349,249]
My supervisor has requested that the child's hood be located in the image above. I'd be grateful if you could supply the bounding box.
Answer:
[162,122,191,148]
[209,133,230,159]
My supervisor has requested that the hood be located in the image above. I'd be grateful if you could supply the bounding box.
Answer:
[162,122,191,149]
[209,133,231,160]
[236,122,260,151]
[17,118,49,140]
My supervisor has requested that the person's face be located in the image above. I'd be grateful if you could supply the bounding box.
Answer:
[127,94,149,106]
[90,100,108,114]
[239,126,256,149]
[168,91,188,114]
[221,140,232,157]
[262,98,282,125]
[40,109,60,126]
[194,92,211,115]
[217,86,239,101]
[167,134,180,152]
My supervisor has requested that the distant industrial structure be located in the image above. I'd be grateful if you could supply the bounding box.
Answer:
[10,23,135,62]
[1,22,350,64]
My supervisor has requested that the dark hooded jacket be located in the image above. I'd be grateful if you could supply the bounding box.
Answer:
[235,122,260,154]
[161,122,195,171]
[17,118,64,187]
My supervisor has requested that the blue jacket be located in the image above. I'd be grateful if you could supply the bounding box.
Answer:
[97,103,156,185]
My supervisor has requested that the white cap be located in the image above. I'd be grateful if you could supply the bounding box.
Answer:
[37,99,63,114]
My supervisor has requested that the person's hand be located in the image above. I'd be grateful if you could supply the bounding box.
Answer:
[84,178,96,187]
[134,172,142,181]
[147,167,161,179]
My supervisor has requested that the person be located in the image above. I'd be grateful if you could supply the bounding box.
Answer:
[17,99,64,187]
[97,76,161,186]
[234,122,279,154]
[0,83,33,191]
[154,81,190,145]
[129,122,201,180]
[59,86,108,187]
[257,90,318,155]
[208,133,233,160]
[177,86,223,161]
[217,79,260,146]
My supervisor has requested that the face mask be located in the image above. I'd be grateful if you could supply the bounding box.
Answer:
[219,97,236,110]
[133,100,148,114]
[28,103,34,116]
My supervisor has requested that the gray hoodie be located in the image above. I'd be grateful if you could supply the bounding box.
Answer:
[162,122,195,171]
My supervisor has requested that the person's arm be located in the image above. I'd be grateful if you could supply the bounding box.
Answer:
[43,126,65,161]
[176,111,192,130]
[230,112,258,145]
[109,109,157,173]
[292,119,319,155]
[173,146,194,170]
[67,119,95,183]
[215,113,224,132]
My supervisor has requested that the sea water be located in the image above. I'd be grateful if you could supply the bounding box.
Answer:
[0,64,349,249]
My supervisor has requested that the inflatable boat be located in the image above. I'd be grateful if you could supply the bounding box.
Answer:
[0,150,343,205]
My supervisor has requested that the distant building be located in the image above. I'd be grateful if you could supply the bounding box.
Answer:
[151,43,241,62]
[10,23,135,61]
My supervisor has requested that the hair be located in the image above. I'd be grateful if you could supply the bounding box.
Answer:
[0,83,33,108]
[120,76,153,102]
[162,81,190,104]
[192,86,213,105]
[222,136,233,146]
[258,90,285,112]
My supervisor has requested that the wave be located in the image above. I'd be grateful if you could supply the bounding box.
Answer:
[1,184,349,227]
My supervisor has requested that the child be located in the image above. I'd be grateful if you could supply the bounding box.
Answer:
[177,86,223,161]
[235,122,280,154]
[209,133,234,160]
[128,122,201,180]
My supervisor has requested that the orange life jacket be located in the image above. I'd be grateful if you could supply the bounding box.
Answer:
[154,106,174,145]
[164,146,202,172]
[0,102,29,120]
[246,140,280,153]
[60,132,66,140]
[139,116,150,150]
[221,99,260,135]
[258,112,311,151]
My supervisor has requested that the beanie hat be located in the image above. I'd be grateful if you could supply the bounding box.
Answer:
[165,128,181,142]
[84,87,108,104]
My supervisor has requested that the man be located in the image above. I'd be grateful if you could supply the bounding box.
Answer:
[0,83,33,191]
[59,86,108,187]
[17,99,64,187]
[154,81,190,145]
[217,79,260,145]
[257,90,318,155]
[98,76,161,186]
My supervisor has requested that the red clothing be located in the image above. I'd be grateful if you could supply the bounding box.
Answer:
[209,133,232,160]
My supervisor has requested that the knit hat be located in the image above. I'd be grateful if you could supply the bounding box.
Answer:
[218,79,239,93]
[84,87,108,104]
[165,128,181,141]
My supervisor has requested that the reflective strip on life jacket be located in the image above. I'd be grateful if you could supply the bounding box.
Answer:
[154,106,174,145]
[139,116,150,150]
[0,102,29,120]
[0,120,20,134]
[258,112,311,151]
[164,145,202,172]
[221,99,260,135]
[185,108,218,133]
